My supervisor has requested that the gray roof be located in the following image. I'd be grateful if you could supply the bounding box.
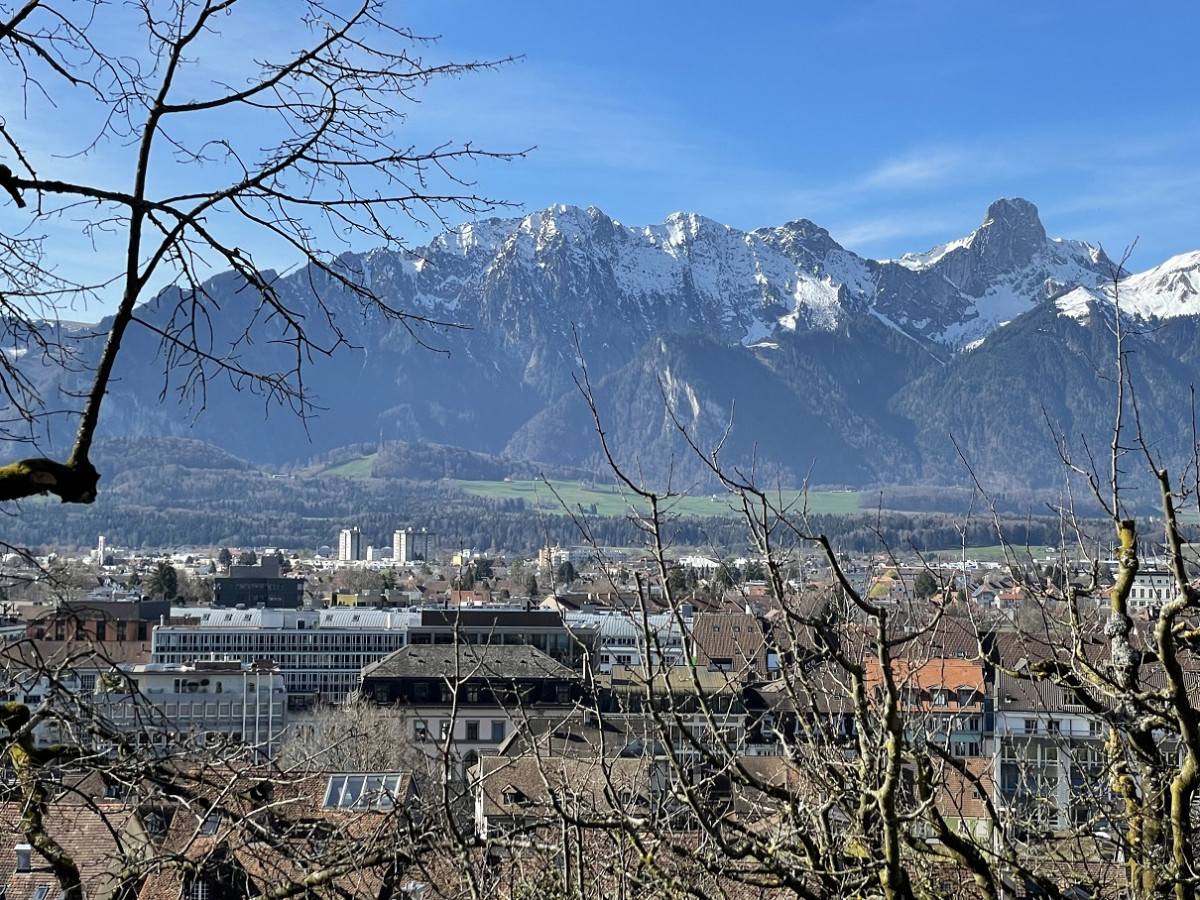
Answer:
[361,643,578,681]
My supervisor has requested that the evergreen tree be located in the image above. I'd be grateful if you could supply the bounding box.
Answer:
[555,560,577,585]
[147,562,178,600]
[913,570,938,600]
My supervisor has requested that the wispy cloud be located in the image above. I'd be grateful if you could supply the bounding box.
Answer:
[859,149,974,190]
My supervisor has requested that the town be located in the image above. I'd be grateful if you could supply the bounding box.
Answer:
[0,524,1184,899]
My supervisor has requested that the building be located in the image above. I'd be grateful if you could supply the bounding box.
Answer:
[690,611,778,682]
[866,656,988,758]
[152,607,409,704]
[473,754,670,842]
[0,768,423,900]
[598,665,749,765]
[1129,566,1173,613]
[151,605,589,705]
[409,608,588,665]
[0,782,153,900]
[562,607,687,673]
[0,639,153,749]
[393,528,434,564]
[93,659,288,758]
[213,556,304,609]
[361,643,584,771]
[991,667,1110,836]
[21,587,168,643]
[338,527,364,562]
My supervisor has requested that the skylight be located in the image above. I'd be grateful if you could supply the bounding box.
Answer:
[323,773,405,809]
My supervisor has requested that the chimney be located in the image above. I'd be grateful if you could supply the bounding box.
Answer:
[15,842,32,872]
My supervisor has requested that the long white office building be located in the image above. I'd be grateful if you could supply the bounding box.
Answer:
[151,606,595,705]
[152,607,412,703]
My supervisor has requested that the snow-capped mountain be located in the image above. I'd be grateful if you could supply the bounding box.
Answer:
[1056,250,1200,324]
[10,198,1196,492]
[349,197,1112,362]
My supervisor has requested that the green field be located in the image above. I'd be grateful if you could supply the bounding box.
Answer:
[299,454,862,516]
[457,479,862,518]
[319,456,377,478]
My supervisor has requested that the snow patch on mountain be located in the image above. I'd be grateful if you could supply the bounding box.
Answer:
[1116,251,1200,318]
[1056,252,1200,325]
[1055,286,1103,324]
[895,234,975,271]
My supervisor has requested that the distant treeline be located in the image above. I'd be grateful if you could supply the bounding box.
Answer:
[0,437,1119,556]
[856,484,1111,519]
[5,485,1086,559]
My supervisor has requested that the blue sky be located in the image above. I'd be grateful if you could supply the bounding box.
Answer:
[397,1,1200,270]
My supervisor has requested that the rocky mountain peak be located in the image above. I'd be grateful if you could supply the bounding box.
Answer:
[973,197,1047,269]
[755,218,845,265]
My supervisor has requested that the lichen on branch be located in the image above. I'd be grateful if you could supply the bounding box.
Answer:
[0,457,100,504]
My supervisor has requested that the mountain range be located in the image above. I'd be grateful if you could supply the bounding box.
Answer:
[15,197,1200,495]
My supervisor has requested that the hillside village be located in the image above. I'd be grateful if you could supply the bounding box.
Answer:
[0,530,1190,899]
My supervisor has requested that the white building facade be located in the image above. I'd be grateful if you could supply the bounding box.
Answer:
[93,659,288,758]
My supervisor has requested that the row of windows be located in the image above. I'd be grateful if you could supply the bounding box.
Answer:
[414,719,506,743]
[155,651,387,670]
[925,689,982,707]
[599,654,635,665]
[156,632,406,651]
[102,701,284,720]
[404,682,573,704]
[1017,718,1104,737]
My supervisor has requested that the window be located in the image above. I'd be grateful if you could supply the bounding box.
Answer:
[33,887,50,900]
[1023,719,1038,735]
[1047,719,1061,735]
[199,812,221,836]
[323,773,405,809]
[466,721,479,742]
[414,721,429,742]
[1061,688,1087,711]
[145,812,166,836]
[439,720,451,741]
[491,721,506,743]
